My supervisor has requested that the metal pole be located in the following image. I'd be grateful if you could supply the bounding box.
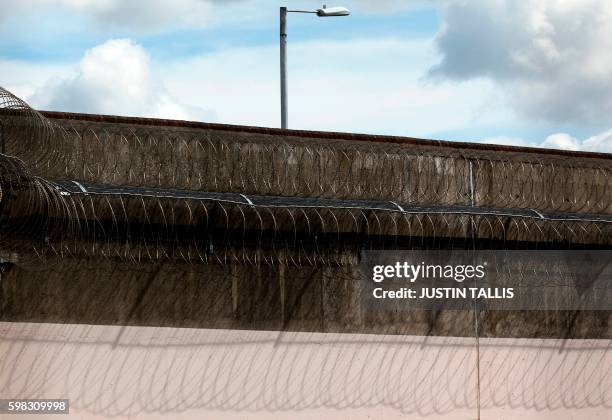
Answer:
[0,120,4,154]
[280,7,288,129]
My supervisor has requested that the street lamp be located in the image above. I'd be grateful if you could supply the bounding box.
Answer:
[280,5,350,129]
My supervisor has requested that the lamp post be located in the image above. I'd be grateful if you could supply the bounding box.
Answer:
[280,5,350,129]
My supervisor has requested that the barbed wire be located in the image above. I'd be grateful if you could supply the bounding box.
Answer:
[3,87,612,216]
[3,86,612,266]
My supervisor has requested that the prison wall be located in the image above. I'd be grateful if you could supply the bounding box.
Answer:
[2,112,612,338]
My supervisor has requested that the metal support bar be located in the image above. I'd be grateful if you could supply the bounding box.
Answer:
[71,180,89,194]
[280,7,288,129]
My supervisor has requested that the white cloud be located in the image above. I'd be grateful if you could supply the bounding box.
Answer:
[582,129,612,153]
[482,129,612,154]
[0,0,219,29]
[430,0,612,125]
[541,133,580,151]
[352,0,434,13]
[60,0,217,29]
[29,39,210,120]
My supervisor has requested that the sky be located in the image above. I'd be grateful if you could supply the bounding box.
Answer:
[2,0,612,152]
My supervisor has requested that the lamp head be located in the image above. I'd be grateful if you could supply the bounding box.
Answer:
[316,6,350,16]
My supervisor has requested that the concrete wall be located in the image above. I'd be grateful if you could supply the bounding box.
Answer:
[6,115,612,214]
[2,322,611,420]
[2,113,612,338]
[2,257,611,339]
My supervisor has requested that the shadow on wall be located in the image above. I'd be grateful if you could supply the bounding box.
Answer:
[1,322,611,418]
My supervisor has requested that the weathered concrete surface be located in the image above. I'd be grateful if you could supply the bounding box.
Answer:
[2,112,612,338]
[2,257,611,339]
[5,112,612,213]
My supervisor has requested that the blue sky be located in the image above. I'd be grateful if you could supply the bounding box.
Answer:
[2,0,612,152]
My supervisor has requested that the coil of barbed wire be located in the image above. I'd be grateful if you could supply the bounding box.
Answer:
[1,86,612,270]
